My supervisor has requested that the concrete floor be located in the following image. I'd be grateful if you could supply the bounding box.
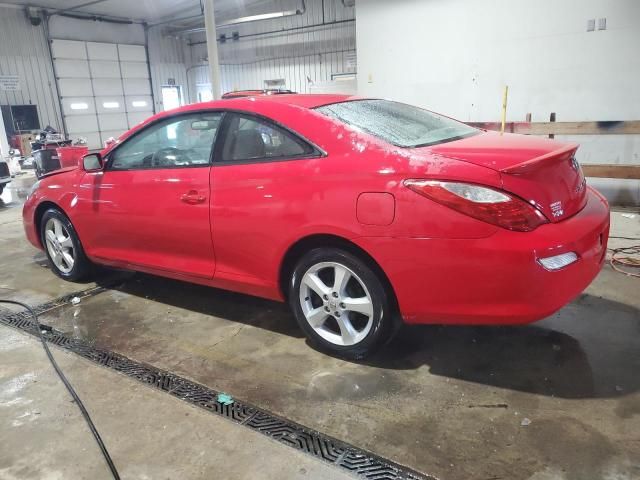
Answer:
[0,329,351,480]
[1,173,639,480]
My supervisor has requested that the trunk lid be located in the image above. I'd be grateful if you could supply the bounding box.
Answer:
[429,132,587,222]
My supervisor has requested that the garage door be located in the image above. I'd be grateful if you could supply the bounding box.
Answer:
[52,39,154,149]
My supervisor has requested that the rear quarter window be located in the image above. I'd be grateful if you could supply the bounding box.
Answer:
[316,99,478,148]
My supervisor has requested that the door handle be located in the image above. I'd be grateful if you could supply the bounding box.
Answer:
[180,190,206,204]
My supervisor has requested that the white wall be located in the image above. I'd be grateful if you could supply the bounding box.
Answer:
[187,0,356,98]
[356,0,640,204]
[357,0,640,122]
[0,6,63,132]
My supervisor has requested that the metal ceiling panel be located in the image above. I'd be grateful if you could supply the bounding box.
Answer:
[2,0,274,24]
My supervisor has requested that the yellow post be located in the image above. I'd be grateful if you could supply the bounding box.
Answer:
[500,85,509,135]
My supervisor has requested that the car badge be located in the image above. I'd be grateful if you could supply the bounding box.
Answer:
[550,201,564,218]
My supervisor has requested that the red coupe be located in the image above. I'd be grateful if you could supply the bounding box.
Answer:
[23,95,610,358]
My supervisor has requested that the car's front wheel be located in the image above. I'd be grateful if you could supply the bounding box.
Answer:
[289,248,394,359]
[40,208,92,281]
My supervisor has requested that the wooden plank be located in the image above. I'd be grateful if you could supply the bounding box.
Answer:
[468,120,640,136]
[582,164,640,179]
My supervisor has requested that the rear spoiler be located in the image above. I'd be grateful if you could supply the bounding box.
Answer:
[501,143,578,174]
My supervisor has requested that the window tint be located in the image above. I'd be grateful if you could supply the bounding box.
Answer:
[110,113,223,170]
[316,100,478,148]
[220,114,314,162]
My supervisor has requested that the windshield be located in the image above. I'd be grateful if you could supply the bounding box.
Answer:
[315,99,478,148]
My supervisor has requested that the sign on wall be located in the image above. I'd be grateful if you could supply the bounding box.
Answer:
[0,75,20,91]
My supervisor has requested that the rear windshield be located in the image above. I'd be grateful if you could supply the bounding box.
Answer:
[315,99,478,148]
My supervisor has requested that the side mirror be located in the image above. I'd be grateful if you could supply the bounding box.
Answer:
[82,153,103,172]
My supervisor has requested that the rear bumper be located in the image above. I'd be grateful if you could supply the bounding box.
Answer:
[358,187,610,325]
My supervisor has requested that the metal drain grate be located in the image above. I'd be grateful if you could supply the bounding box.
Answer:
[0,288,435,480]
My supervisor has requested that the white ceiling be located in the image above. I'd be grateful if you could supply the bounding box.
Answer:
[0,0,282,24]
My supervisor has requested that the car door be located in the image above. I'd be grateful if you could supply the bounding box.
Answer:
[209,112,323,293]
[77,111,223,279]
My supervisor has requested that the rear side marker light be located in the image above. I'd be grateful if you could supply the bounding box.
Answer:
[538,252,578,271]
[404,179,548,232]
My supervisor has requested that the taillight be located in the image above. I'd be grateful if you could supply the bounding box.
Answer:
[404,179,548,232]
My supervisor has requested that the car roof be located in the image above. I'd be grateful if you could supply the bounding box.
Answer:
[105,94,360,154]
[220,93,356,108]
[222,89,297,98]
[149,94,358,125]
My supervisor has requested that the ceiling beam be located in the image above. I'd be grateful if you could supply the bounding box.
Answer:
[147,13,204,28]
[50,0,111,15]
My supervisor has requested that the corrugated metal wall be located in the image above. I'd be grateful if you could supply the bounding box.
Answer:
[0,6,195,138]
[0,6,63,132]
[146,28,190,111]
[187,0,356,97]
[0,0,355,137]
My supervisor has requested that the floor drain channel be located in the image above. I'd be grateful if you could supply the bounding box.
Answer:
[0,291,435,480]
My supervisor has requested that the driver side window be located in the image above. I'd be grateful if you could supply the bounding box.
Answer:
[109,112,223,170]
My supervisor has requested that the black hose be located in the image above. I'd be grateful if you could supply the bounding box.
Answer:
[0,300,120,480]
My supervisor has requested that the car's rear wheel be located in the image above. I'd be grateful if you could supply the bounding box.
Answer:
[41,208,92,281]
[289,248,393,359]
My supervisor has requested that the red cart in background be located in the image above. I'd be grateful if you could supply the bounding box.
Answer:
[33,144,88,178]
[57,145,89,169]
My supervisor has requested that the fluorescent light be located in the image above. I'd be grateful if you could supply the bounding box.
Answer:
[103,102,119,109]
[218,10,300,27]
[131,100,147,108]
[70,102,88,110]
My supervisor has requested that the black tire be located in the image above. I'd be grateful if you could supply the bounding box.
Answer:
[0,184,4,196]
[40,208,92,281]
[289,247,394,360]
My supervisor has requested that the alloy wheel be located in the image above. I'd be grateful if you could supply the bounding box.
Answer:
[44,217,75,274]
[298,261,374,346]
